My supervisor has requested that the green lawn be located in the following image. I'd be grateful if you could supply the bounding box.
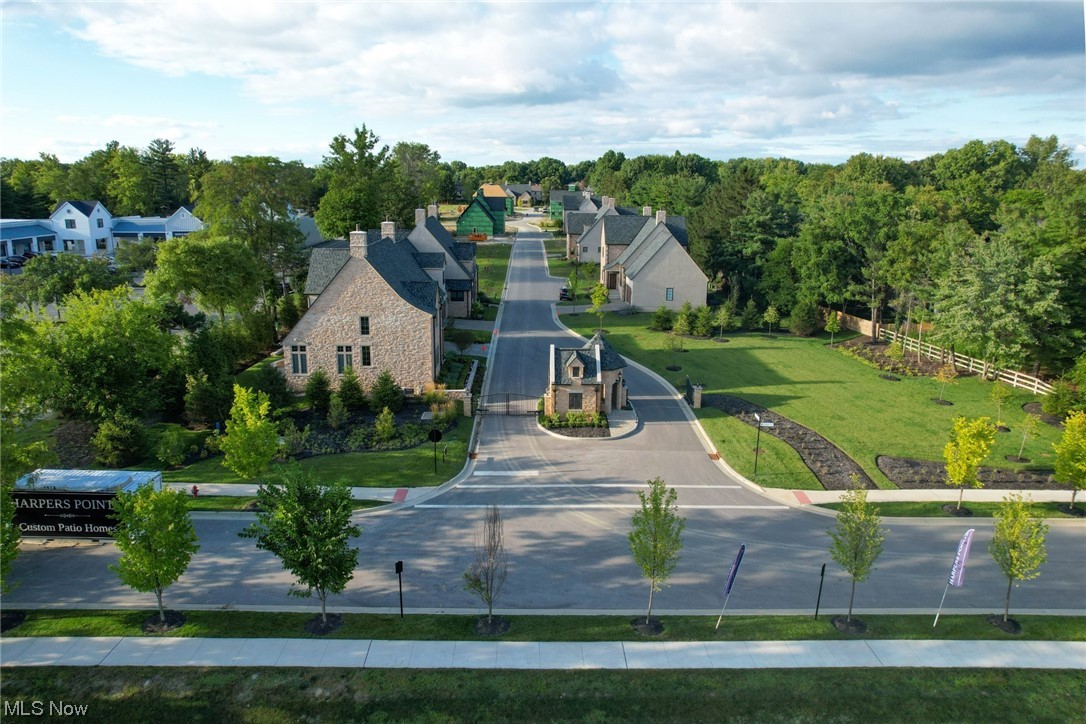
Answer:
[4,667,1080,723]
[475,242,512,300]
[566,314,1062,489]
[162,420,471,487]
[7,610,1083,642]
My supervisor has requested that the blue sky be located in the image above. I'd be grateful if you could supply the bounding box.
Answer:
[2,1,1083,168]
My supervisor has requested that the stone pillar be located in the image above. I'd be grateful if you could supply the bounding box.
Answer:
[692,384,703,409]
[462,393,472,417]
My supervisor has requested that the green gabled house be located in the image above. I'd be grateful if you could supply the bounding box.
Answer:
[456,195,504,236]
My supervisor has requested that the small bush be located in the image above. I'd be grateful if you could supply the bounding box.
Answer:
[92,414,147,468]
[375,406,396,442]
[741,298,761,330]
[693,306,715,337]
[305,368,333,412]
[650,305,675,331]
[346,424,370,451]
[326,396,349,430]
[155,427,187,469]
[279,420,311,457]
[370,370,405,413]
[337,367,367,411]
[1042,379,1084,418]
[422,382,449,406]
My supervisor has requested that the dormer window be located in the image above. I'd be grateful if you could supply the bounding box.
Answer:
[570,366,581,378]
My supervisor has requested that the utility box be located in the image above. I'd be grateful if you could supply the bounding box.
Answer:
[13,469,163,540]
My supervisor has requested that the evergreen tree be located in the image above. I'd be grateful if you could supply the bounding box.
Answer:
[370,370,404,413]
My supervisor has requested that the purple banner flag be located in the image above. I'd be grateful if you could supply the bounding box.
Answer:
[947,529,975,588]
[723,544,745,597]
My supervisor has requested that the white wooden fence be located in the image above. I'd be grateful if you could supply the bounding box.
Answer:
[880,329,1054,395]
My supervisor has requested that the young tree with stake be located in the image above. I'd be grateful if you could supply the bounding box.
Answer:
[989,493,1048,624]
[1015,413,1041,462]
[989,382,1013,427]
[1053,410,1086,511]
[240,464,359,625]
[629,477,686,626]
[110,485,199,623]
[827,483,885,624]
[825,309,841,347]
[463,503,507,628]
[589,283,609,333]
[944,416,996,511]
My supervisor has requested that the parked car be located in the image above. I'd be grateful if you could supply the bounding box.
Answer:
[559,286,573,301]
[20,250,40,260]
[1,256,25,269]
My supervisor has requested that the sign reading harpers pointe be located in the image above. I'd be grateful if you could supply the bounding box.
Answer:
[12,491,118,538]
[13,468,163,539]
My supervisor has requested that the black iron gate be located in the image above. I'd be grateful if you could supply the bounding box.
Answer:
[475,393,540,416]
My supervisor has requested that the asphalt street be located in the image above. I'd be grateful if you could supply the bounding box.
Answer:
[6,216,1085,616]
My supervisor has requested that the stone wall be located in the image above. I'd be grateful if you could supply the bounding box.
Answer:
[281,256,438,393]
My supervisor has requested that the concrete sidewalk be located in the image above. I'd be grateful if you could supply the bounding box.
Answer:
[3,636,1082,670]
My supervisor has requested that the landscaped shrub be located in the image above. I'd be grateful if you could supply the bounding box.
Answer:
[693,306,715,337]
[184,372,232,428]
[92,414,147,468]
[155,427,187,469]
[422,382,449,406]
[346,424,370,450]
[370,370,405,413]
[253,363,294,412]
[337,367,367,411]
[740,298,761,330]
[789,298,821,337]
[1042,379,1084,418]
[305,368,332,412]
[375,406,396,442]
[650,305,675,331]
[326,396,349,430]
[279,420,311,457]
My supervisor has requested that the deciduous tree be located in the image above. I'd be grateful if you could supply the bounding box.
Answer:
[989,493,1048,623]
[221,385,278,481]
[827,484,885,623]
[944,416,996,511]
[589,283,609,333]
[240,464,359,624]
[628,477,685,625]
[463,503,507,627]
[1053,411,1086,510]
[110,485,199,623]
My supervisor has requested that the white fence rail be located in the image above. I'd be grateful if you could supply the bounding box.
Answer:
[880,329,1054,395]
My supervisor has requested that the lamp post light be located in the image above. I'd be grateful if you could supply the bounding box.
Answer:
[753,412,774,478]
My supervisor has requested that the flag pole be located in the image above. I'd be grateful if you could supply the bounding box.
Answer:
[715,594,732,630]
[933,582,951,627]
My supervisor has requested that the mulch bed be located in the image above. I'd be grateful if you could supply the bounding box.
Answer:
[546,426,610,438]
[839,337,948,377]
[630,616,664,636]
[304,613,344,636]
[474,616,510,636]
[703,395,875,490]
[877,456,1058,490]
[832,616,867,635]
[1023,402,1065,428]
[142,610,187,634]
[987,615,1022,635]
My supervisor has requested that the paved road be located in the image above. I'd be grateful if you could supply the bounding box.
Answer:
[6,217,1086,615]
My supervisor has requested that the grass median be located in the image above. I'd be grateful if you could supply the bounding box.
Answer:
[3,667,1081,723]
[6,610,1083,642]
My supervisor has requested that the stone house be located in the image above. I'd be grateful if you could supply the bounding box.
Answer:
[543,332,628,416]
[408,205,479,318]
[282,220,445,395]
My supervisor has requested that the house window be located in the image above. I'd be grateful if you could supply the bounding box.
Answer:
[359,316,370,335]
[450,289,465,302]
[359,346,372,367]
[336,345,352,373]
[665,288,674,302]
[65,219,76,229]
[96,238,107,250]
[96,218,104,228]
[568,392,583,410]
[570,366,581,378]
[290,345,308,374]
[582,245,588,253]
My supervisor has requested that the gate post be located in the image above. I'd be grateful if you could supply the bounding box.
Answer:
[463,393,472,417]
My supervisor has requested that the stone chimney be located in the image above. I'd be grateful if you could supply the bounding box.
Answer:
[349,225,368,259]
[606,197,615,209]
[381,220,396,239]
[642,205,652,217]
[583,191,592,200]
[427,204,438,218]
[656,209,667,225]
[415,208,426,227]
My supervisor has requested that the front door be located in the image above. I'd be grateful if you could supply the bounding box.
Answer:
[607,272,618,290]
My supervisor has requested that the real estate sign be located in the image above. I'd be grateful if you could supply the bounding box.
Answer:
[13,469,162,539]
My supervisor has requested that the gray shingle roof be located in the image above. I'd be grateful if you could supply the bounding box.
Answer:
[447,278,473,291]
[483,196,506,212]
[54,200,100,216]
[613,223,674,279]
[413,252,445,269]
[566,212,597,235]
[453,242,476,262]
[304,248,350,295]
[600,215,652,247]
[551,331,626,385]
[586,331,626,371]
[304,237,439,315]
